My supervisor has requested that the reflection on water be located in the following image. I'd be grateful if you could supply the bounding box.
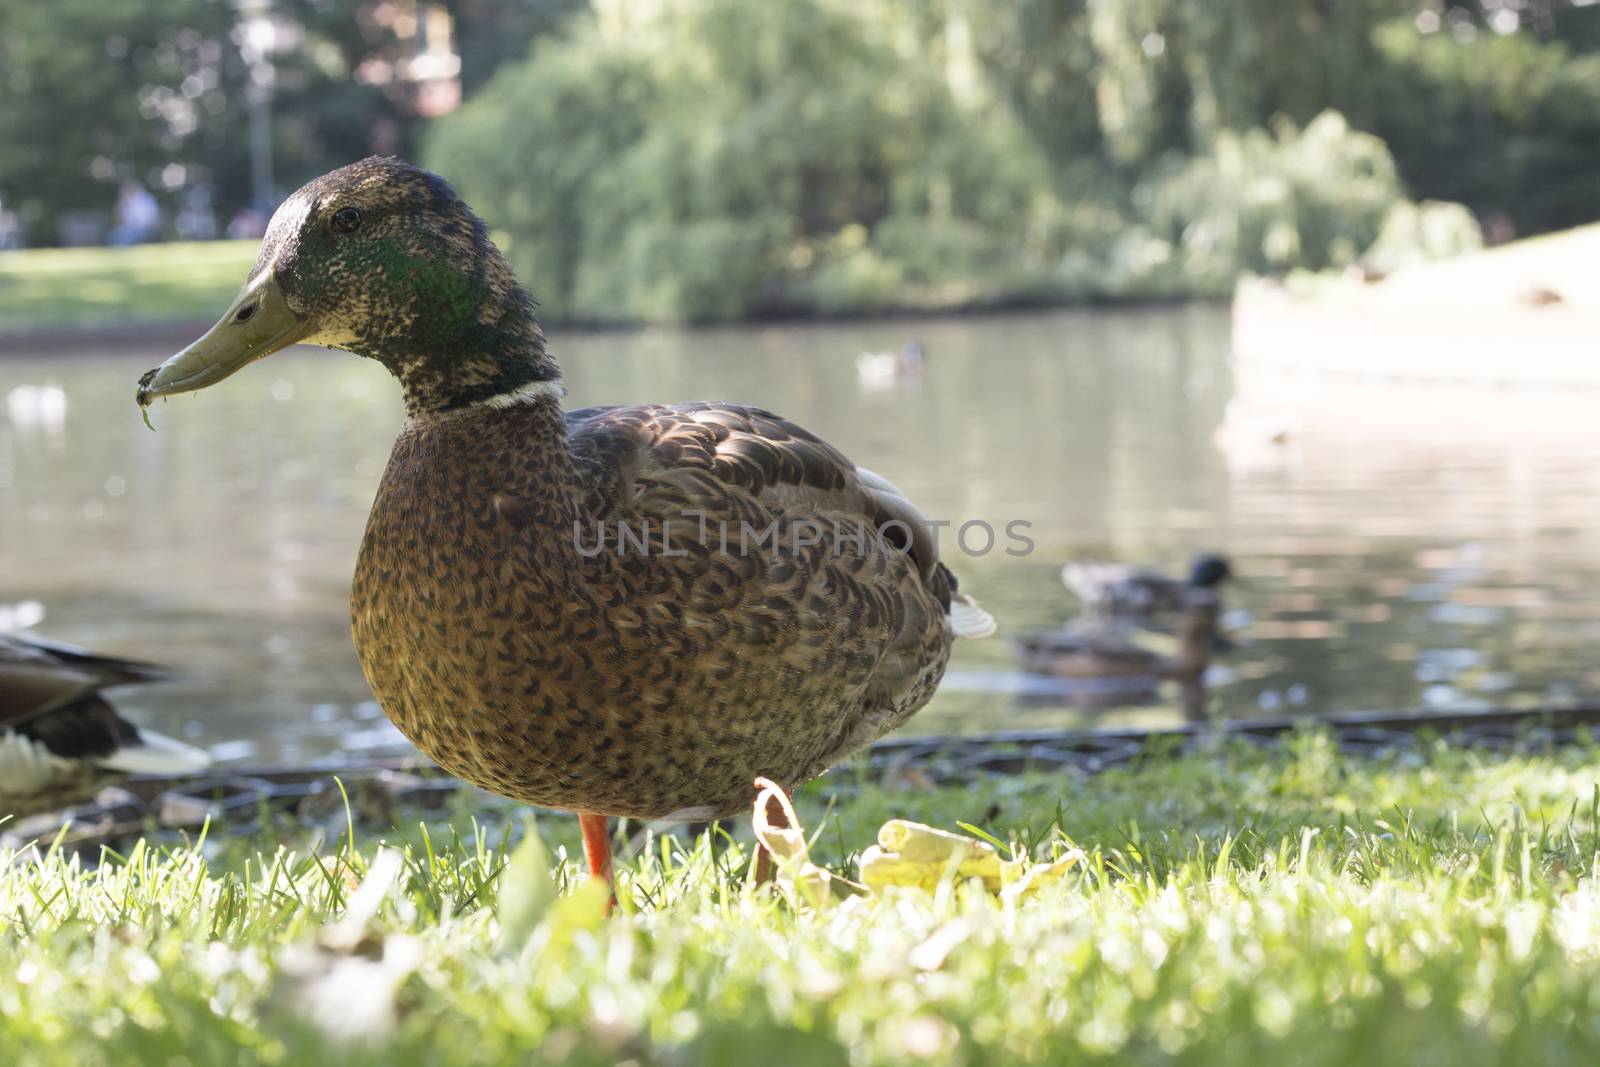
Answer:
[2,308,1598,765]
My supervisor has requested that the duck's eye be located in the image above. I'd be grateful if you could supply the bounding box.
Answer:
[331,207,363,234]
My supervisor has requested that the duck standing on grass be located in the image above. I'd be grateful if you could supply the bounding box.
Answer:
[135,158,994,895]
[1,632,211,817]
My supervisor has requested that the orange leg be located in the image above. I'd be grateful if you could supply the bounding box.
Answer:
[578,810,616,910]
[752,786,791,885]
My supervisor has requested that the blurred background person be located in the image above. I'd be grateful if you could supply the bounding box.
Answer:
[174,185,218,242]
[108,180,160,246]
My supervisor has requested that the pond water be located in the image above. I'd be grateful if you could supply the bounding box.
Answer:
[3,307,1599,766]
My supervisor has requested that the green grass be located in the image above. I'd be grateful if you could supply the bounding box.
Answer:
[8,732,1600,1065]
[0,242,259,333]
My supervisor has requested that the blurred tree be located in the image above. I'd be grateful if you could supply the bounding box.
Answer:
[0,0,578,245]
[5,0,1595,284]
[443,0,586,97]
[0,0,245,243]
[428,0,1479,320]
[1352,13,1600,235]
[260,1,422,195]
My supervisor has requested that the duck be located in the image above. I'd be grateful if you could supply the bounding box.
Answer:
[855,341,925,391]
[1061,552,1233,623]
[1,631,211,817]
[135,157,994,895]
[1011,589,1221,721]
[1519,285,1564,307]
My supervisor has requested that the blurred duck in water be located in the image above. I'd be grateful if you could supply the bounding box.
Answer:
[1062,552,1234,624]
[856,340,925,391]
[1011,589,1223,722]
[0,632,211,817]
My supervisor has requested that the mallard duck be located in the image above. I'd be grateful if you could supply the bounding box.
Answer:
[1012,592,1219,681]
[1061,552,1233,622]
[1012,590,1221,721]
[135,157,994,891]
[1,631,211,817]
[855,341,925,391]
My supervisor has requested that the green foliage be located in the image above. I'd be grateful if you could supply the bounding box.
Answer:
[427,0,1492,321]
[443,0,588,98]
[430,0,1060,320]
[0,0,419,242]
[9,735,1600,1063]
[0,0,242,241]
[8,0,1597,314]
[0,0,569,245]
[1137,113,1405,289]
[1360,19,1600,235]
[1363,198,1485,275]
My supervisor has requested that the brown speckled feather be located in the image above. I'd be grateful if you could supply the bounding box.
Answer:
[352,396,958,820]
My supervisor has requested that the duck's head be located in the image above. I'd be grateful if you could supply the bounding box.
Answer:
[1187,553,1234,589]
[137,157,557,415]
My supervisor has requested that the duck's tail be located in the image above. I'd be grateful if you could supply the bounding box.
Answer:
[98,728,212,776]
[949,593,997,639]
[937,562,997,639]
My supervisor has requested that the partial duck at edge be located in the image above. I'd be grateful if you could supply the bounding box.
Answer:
[1,631,210,817]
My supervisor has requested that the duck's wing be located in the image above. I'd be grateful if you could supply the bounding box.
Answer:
[1060,561,1135,605]
[566,401,866,520]
[1061,561,1187,617]
[566,401,923,564]
[566,401,993,635]
[0,631,171,728]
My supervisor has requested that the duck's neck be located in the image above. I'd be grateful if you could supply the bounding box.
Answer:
[384,288,562,416]
[397,384,583,535]
[1172,593,1219,679]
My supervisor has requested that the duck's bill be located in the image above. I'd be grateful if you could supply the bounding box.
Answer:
[136,271,311,405]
